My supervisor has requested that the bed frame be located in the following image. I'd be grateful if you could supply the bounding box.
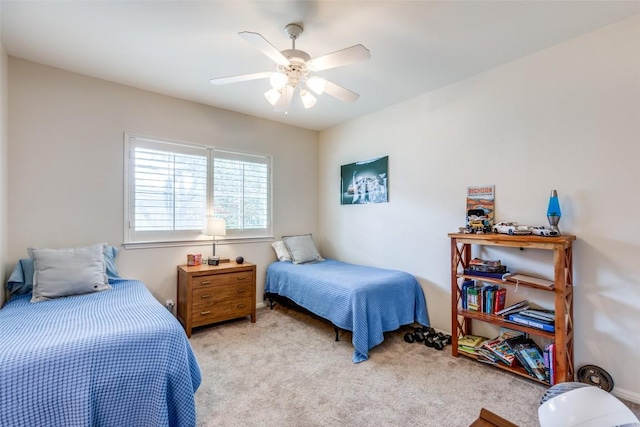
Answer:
[264,292,343,341]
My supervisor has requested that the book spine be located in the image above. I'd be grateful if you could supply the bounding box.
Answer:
[548,343,555,385]
[507,313,555,332]
[543,346,550,372]
[493,288,506,314]
[467,287,480,311]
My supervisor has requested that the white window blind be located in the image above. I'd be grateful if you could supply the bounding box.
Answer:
[124,134,271,246]
[212,149,270,238]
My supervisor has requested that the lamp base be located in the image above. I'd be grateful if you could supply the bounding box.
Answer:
[207,256,231,265]
[547,215,561,235]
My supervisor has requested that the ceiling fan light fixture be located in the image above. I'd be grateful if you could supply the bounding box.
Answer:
[300,89,316,109]
[306,76,326,95]
[269,72,288,90]
[264,88,281,106]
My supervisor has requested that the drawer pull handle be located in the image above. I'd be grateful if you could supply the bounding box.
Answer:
[237,304,246,309]
[200,310,211,315]
[200,294,212,299]
[237,288,247,293]
[237,276,247,281]
[200,280,211,285]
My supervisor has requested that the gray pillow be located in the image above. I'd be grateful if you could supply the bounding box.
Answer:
[271,240,292,262]
[28,242,111,302]
[282,234,324,265]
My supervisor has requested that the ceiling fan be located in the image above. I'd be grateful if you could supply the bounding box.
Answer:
[210,23,371,113]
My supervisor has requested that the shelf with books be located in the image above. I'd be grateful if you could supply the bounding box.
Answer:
[449,232,576,385]
[457,309,555,339]
[455,350,549,385]
[457,272,556,292]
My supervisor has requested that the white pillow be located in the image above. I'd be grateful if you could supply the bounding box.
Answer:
[271,241,292,262]
[282,234,324,265]
[28,242,111,302]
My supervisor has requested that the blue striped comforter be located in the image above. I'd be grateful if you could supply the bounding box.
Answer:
[0,279,201,427]
[265,259,430,363]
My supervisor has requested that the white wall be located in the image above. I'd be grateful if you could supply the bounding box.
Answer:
[0,8,8,307]
[7,58,318,307]
[319,15,640,401]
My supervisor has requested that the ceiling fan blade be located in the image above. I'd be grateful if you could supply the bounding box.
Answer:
[274,86,294,113]
[210,72,271,85]
[309,44,371,71]
[238,31,291,67]
[323,80,360,103]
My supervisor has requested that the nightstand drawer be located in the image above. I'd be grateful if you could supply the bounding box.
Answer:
[193,282,252,302]
[191,297,253,327]
[192,271,253,287]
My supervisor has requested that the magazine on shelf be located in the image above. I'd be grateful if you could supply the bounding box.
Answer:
[466,185,495,227]
[458,334,488,349]
[482,338,518,367]
[518,309,555,322]
[502,273,554,289]
[507,312,555,332]
[458,335,488,356]
[495,300,529,316]
[505,337,548,381]
[469,258,502,268]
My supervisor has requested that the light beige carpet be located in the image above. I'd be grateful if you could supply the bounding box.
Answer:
[189,306,640,427]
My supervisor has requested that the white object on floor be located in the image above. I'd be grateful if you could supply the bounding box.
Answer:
[539,385,640,427]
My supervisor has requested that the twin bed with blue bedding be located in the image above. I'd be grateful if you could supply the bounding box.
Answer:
[0,250,201,427]
[265,258,430,363]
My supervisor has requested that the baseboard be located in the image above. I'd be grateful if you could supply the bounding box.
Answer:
[256,301,266,309]
[613,387,640,405]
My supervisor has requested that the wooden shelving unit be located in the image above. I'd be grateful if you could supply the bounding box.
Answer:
[449,232,576,384]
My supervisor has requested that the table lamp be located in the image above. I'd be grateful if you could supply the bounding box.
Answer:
[547,190,562,235]
[203,217,226,263]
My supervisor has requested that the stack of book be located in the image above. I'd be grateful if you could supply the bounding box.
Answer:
[457,334,488,357]
[480,329,526,367]
[461,280,506,314]
[506,309,555,332]
[464,258,509,279]
[504,336,550,382]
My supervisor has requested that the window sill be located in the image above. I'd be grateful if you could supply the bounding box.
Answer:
[122,236,274,250]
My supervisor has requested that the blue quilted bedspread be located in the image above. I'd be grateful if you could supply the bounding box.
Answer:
[265,259,430,363]
[0,279,201,427]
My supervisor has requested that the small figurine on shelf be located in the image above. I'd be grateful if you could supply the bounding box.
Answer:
[492,222,531,235]
[530,226,559,237]
[466,209,492,234]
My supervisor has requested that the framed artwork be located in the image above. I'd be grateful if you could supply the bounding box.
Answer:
[340,156,388,205]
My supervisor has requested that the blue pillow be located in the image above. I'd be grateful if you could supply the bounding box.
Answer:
[104,245,121,280]
[6,244,121,296]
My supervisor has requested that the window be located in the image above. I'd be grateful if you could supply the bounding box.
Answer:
[124,134,272,247]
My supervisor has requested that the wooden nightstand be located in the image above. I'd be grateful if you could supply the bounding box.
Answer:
[177,261,256,337]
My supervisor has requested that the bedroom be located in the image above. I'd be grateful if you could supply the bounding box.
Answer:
[0,1,639,426]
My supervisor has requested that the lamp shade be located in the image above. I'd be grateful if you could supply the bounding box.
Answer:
[547,190,562,217]
[270,72,288,90]
[203,217,226,237]
[264,88,281,106]
[300,89,316,109]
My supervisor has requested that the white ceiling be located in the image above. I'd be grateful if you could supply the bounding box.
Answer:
[2,1,639,131]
